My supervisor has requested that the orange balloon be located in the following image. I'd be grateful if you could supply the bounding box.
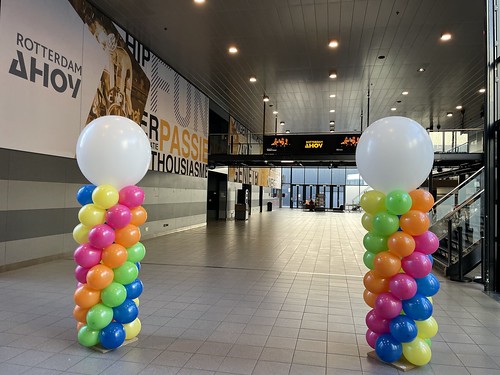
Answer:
[409,190,434,212]
[400,210,430,236]
[373,251,402,278]
[115,224,141,248]
[363,289,378,308]
[388,232,415,258]
[77,322,85,332]
[130,206,147,226]
[73,305,88,323]
[363,270,390,294]
[74,285,101,308]
[86,264,114,290]
[102,244,128,268]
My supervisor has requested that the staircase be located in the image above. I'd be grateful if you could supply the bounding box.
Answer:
[429,167,484,280]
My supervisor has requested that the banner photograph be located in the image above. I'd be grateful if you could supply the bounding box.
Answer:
[0,0,209,178]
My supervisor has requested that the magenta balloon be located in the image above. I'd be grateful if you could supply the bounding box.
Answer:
[75,265,90,284]
[414,231,439,255]
[374,292,403,319]
[106,204,132,229]
[401,251,432,279]
[73,243,102,268]
[88,224,116,249]
[365,309,391,334]
[389,273,417,300]
[119,186,145,208]
[366,329,380,349]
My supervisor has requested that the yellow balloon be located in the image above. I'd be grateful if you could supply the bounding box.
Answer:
[92,184,119,209]
[78,204,106,227]
[428,297,433,304]
[416,316,438,339]
[360,190,386,214]
[73,223,91,244]
[361,213,374,231]
[403,337,432,366]
[123,318,141,340]
[133,298,140,307]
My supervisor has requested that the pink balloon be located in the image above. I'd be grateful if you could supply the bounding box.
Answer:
[119,186,145,208]
[389,273,417,300]
[374,292,402,319]
[75,265,90,284]
[88,224,115,249]
[402,251,432,279]
[73,243,102,268]
[365,309,391,334]
[106,204,132,229]
[414,231,439,255]
[366,329,380,349]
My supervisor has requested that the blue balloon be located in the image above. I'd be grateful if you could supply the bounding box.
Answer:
[124,278,143,299]
[76,184,96,206]
[375,334,402,362]
[113,299,139,324]
[389,315,418,343]
[99,322,125,349]
[135,262,141,271]
[402,293,433,321]
[415,274,440,297]
[427,255,434,265]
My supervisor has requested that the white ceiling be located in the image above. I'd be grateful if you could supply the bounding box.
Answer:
[90,0,486,135]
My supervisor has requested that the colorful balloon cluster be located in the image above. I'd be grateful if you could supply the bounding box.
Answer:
[361,189,440,366]
[72,183,147,349]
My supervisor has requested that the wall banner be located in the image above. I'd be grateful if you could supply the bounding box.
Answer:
[263,133,360,156]
[0,0,209,178]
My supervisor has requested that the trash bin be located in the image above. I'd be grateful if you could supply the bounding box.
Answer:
[267,202,272,211]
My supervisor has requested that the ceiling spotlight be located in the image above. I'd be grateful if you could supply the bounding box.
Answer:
[194,0,205,3]
[330,129,334,133]
[447,112,453,117]
[330,109,335,113]
[249,76,257,83]
[329,121,335,125]
[440,33,452,41]
[328,40,339,48]
[273,110,278,115]
[479,88,486,93]
[329,94,336,98]
[329,71,337,79]
[402,91,409,95]
[228,46,238,54]
[418,67,425,72]
[391,107,397,111]
[280,121,285,126]
[263,95,270,102]
[456,105,463,110]
[285,129,290,134]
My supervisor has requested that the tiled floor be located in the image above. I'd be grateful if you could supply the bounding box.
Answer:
[1,209,499,375]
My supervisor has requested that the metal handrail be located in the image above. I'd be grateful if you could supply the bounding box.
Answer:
[433,166,485,208]
[432,189,484,225]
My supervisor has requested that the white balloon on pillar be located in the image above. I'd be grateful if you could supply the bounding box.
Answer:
[76,116,151,189]
[355,116,434,193]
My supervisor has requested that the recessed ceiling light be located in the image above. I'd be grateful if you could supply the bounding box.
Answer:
[418,67,425,72]
[280,121,285,126]
[249,76,257,83]
[479,88,486,93]
[194,0,205,3]
[329,71,337,79]
[456,105,463,110]
[440,33,452,41]
[402,91,409,95]
[330,129,334,133]
[263,95,269,102]
[330,121,335,125]
[285,130,290,134]
[328,40,339,48]
[273,111,278,115]
[228,46,238,54]
[329,94,336,98]
[447,112,453,117]
[391,107,397,111]
[330,109,335,113]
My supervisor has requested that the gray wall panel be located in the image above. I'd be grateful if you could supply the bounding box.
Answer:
[0,149,9,179]
[0,211,6,242]
[9,150,69,183]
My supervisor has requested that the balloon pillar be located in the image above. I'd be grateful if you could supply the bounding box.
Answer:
[356,117,440,367]
[72,116,151,350]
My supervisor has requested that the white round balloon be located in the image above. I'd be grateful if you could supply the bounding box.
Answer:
[355,116,434,193]
[76,116,151,189]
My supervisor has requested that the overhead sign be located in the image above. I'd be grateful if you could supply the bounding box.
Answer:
[264,133,360,155]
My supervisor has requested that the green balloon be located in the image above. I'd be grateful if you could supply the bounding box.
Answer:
[114,261,139,285]
[86,303,113,330]
[127,242,146,263]
[424,338,432,348]
[77,325,100,347]
[372,211,400,236]
[101,282,127,307]
[386,190,412,215]
[363,251,376,269]
[363,232,388,253]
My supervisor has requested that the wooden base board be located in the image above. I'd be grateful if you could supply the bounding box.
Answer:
[367,350,417,372]
[91,337,138,353]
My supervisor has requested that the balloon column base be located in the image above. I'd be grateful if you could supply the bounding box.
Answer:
[90,337,138,353]
[367,350,417,372]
